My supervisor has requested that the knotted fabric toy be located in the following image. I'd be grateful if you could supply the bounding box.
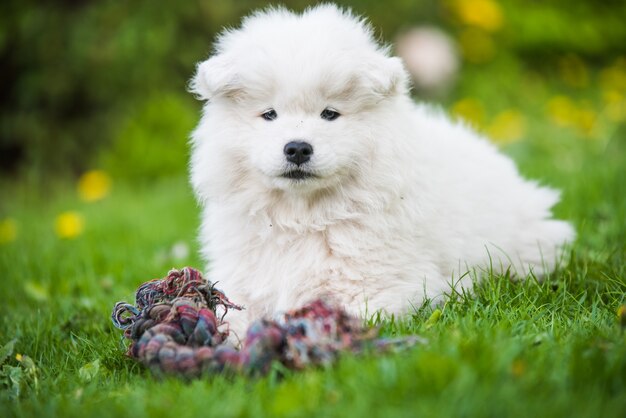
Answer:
[112,267,421,377]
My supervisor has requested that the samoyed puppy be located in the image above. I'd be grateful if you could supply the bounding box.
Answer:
[189,4,575,337]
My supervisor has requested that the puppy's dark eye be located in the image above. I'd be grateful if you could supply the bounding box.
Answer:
[261,109,278,121]
[321,108,340,121]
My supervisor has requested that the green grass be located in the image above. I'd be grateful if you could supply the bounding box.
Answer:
[1,92,626,418]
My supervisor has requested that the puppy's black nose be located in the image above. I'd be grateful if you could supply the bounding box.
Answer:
[284,141,313,165]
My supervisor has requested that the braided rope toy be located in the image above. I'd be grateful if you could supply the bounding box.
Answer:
[112,267,421,377]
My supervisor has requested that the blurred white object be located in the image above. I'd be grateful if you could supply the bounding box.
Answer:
[171,241,190,260]
[395,27,459,94]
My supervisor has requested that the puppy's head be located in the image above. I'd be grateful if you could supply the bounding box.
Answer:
[190,5,409,197]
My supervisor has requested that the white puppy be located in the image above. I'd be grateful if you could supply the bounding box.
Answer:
[189,5,574,337]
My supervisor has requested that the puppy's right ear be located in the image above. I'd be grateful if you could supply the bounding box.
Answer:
[189,55,241,101]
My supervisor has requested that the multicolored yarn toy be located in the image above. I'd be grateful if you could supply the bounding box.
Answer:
[112,267,421,377]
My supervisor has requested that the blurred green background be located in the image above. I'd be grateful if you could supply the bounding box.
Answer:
[1,0,625,182]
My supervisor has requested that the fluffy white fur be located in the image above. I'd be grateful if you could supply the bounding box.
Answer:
[189,4,575,337]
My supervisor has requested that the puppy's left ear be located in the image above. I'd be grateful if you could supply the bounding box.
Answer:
[189,55,241,101]
[363,56,409,97]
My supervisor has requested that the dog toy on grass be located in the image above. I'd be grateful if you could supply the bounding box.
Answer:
[111,267,421,377]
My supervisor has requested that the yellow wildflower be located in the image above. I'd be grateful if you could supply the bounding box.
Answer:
[602,90,625,122]
[546,96,598,137]
[452,0,504,32]
[0,218,17,244]
[486,109,526,144]
[459,28,496,63]
[55,211,85,239]
[546,96,576,127]
[78,170,112,202]
[618,305,626,329]
[600,58,626,93]
[575,106,597,138]
[603,90,623,105]
[451,97,485,129]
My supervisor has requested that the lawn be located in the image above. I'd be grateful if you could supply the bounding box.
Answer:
[1,119,625,417]
[2,13,626,417]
